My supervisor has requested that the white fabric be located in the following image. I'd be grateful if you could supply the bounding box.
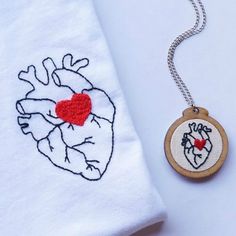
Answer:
[171,119,223,171]
[0,0,166,235]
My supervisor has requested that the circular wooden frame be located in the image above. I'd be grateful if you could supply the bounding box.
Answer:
[164,107,228,179]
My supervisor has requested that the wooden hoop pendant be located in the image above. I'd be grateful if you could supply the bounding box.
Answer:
[164,107,228,179]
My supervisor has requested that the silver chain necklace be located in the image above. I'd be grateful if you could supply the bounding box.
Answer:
[164,0,228,179]
[167,0,207,107]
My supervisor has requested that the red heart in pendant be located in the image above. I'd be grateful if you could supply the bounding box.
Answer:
[194,139,206,151]
[55,93,92,126]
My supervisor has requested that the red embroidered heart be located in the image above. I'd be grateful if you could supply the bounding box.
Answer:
[194,139,206,151]
[55,93,92,126]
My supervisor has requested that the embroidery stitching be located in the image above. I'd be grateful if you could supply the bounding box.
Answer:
[16,54,116,181]
[181,122,212,169]
[55,93,92,126]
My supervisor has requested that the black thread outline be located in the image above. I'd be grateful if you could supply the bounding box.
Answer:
[16,54,116,181]
[62,53,90,71]
[181,122,213,169]
[52,68,93,94]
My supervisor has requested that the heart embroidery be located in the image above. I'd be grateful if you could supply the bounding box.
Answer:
[55,93,92,126]
[194,139,206,151]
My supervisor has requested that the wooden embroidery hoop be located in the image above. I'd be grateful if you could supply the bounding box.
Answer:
[164,107,228,179]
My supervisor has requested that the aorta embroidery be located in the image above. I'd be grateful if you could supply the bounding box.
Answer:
[165,108,228,179]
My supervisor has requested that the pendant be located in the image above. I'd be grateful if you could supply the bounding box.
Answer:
[164,107,228,179]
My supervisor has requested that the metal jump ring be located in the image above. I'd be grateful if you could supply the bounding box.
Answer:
[192,106,200,113]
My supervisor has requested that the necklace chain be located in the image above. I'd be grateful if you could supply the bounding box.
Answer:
[167,0,207,107]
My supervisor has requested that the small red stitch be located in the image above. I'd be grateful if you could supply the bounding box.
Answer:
[194,139,206,151]
[55,93,92,126]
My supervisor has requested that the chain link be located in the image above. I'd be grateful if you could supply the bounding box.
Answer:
[167,0,207,107]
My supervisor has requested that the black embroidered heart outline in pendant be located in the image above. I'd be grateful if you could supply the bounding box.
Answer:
[181,122,213,170]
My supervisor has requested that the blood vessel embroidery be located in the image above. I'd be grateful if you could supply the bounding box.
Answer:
[16,54,116,181]
[181,122,212,169]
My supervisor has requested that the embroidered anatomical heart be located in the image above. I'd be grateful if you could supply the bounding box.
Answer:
[181,122,212,169]
[16,54,116,181]
[165,107,227,179]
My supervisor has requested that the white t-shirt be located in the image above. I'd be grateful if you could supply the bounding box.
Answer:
[0,0,166,235]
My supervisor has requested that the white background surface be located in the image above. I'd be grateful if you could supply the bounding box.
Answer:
[94,1,236,235]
